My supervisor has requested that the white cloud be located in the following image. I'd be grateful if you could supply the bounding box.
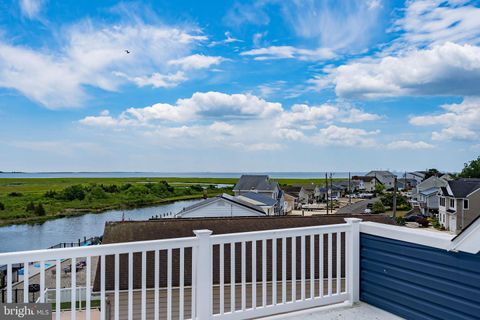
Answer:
[0,19,211,108]
[393,0,480,47]
[410,97,480,141]
[276,0,385,51]
[387,140,434,150]
[410,97,480,140]
[326,42,480,99]
[312,125,379,147]
[115,71,187,88]
[81,92,283,125]
[241,46,335,61]
[19,0,44,19]
[275,103,381,129]
[168,54,224,70]
[80,91,383,150]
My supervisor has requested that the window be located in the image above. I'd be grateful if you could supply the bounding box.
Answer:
[464,199,469,210]
[449,198,455,208]
[439,197,445,207]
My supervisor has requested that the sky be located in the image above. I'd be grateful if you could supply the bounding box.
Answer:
[0,0,479,173]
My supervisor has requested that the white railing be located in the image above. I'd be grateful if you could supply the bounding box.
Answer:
[0,218,361,319]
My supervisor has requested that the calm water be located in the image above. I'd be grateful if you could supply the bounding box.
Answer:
[0,199,202,253]
[0,171,367,179]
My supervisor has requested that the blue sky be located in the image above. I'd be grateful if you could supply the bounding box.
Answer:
[0,0,479,172]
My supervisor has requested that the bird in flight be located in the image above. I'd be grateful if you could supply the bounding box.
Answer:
[125,50,130,54]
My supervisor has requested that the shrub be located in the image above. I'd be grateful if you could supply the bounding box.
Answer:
[8,192,23,197]
[417,217,429,228]
[26,201,36,212]
[372,201,385,213]
[35,203,46,216]
[381,193,410,210]
[120,183,132,191]
[86,185,107,200]
[44,190,58,198]
[125,185,151,197]
[60,185,86,201]
[101,184,119,193]
[396,216,406,225]
[0,202,5,210]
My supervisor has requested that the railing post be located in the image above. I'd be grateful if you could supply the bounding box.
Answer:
[345,218,362,305]
[194,229,213,320]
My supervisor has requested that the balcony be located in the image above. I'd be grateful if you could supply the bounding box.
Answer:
[1,217,479,320]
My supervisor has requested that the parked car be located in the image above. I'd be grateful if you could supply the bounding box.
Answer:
[405,214,426,222]
[327,196,339,201]
[364,208,372,214]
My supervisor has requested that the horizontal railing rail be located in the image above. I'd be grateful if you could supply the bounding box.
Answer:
[0,219,361,320]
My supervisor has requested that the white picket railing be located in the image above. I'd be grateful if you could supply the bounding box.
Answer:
[0,218,361,319]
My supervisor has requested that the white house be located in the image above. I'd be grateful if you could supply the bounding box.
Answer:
[352,176,381,192]
[175,194,266,218]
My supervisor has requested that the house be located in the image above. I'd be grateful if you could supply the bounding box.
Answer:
[411,176,448,215]
[352,176,381,192]
[406,171,426,183]
[334,179,361,193]
[233,175,284,213]
[283,193,296,213]
[282,185,302,212]
[299,184,316,204]
[235,192,277,215]
[314,184,345,201]
[366,170,397,189]
[396,178,417,191]
[175,194,266,218]
[439,179,480,233]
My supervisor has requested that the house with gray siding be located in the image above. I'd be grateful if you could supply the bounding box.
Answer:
[439,179,480,233]
[233,175,284,213]
[365,170,397,189]
[411,176,448,215]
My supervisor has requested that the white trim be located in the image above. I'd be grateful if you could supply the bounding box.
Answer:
[360,222,454,250]
[450,217,480,254]
[466,187,480,198]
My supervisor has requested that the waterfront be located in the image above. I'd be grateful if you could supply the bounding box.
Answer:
[0,199,201,253]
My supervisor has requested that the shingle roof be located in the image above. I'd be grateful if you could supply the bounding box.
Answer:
[237,192,277,206]
[352,176,378,183]
[177,194,265,216]
[94,215,394,292]
[233,175,277,191]
[444,179,480,198]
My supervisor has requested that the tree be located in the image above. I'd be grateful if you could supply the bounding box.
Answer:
[372,201,385,214]
[459,156,480,178]
[424,168,441,179]
[374,183,385,195]
[381,193,410,210]
[86,185,107,200]
[35,203,46,216]
[0,202,5,210]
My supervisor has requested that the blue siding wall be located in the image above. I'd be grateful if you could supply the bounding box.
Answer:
[360,233,480,320]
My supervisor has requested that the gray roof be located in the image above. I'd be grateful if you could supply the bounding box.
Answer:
[366,170,396,177]
[239,192,277,206]
[177,194,265,216]
[233,175,278,191]
[352,176,379,183]
[420,187,439,196]
[442,179,480,198]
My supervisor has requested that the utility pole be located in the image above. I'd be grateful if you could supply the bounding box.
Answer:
[393,177,397,218]
[325,172,329,214]
[330,173,334,214]
[348,172,352,205]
